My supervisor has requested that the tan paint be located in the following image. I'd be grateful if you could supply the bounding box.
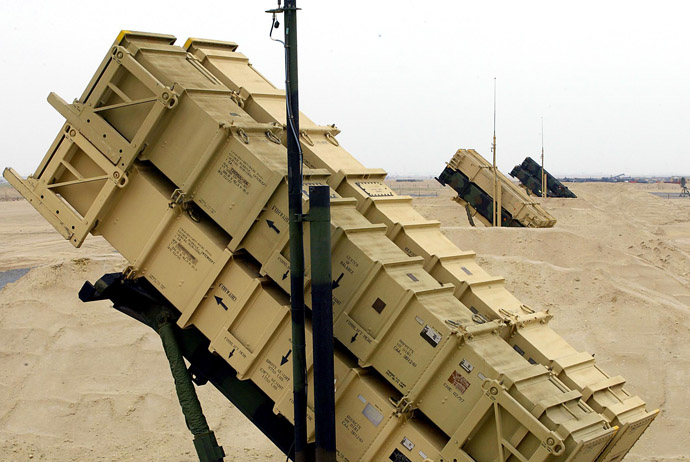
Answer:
[3,31,657,462]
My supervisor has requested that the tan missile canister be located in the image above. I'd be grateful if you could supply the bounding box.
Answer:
[3,31,658,462]
[184,38,658,460]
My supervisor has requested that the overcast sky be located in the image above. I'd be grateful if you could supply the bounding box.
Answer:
[1,1,688,177]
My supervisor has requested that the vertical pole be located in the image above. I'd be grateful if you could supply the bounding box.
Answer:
[309,185,336,462]
[283,1,308,460]
[492,78,500,227]
[541,119,545,198]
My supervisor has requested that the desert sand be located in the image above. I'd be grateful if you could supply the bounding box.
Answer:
[0,181,688,461]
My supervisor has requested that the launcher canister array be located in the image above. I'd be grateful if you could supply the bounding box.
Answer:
[510,157,577,199]
[437,149,557,228]
[4,31,656,462]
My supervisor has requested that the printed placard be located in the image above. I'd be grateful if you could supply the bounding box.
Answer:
[448,370,471,394]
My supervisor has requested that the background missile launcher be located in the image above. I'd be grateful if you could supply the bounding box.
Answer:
[511,157,577,198]
[437,149,557,228]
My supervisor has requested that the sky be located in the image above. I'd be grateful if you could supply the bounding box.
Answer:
[1,0,688,177]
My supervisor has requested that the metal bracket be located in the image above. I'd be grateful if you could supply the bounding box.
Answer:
[391,397,415,416]
[229,89,245,108]
[170,188,188,207]
[122,266,137,280]
[265,6,301,13]
[482,380,566,457]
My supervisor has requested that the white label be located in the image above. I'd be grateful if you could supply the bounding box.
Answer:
[357,394,367,404]
[415,316,425,325]
[460,359,474,373]
[419,450,428,459]
[401,437,415,451]
[421,325,442,347]
[478,372,487,381]
[362,403,383,427]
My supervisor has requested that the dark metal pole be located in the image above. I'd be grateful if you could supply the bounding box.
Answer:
[308,185,336,462]
[158,319,225,462]
[283,1,308,461]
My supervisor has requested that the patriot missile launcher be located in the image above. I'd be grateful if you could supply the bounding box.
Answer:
[511,157,577,198]
[4,31,656,462]
[437,149,557,228]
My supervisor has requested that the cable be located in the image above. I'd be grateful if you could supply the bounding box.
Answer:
[283,45,304,179]
[269,8,284,45]
[285,439,295,462]
[269,0,304,179]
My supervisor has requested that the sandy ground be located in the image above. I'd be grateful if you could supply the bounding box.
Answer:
[0,201,285,461]
[1,182,688,461]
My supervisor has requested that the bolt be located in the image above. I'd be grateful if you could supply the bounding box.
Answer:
[162,92,170,101]
[117,52,124,59]
[546,437,555,446]
[490,387,498,395]
[69,130,76,137]
[113,172,120,179]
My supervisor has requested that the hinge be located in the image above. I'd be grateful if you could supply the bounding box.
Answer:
[389,396,415,416]
[122,266,137,280]
[170,188,188,207]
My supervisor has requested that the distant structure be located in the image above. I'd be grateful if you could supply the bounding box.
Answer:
[681,177,689,197]
[436,149,556,228]
[560,175,652,183]
[510,157,577,198]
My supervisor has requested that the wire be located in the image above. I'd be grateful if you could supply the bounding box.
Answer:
[285,439,295,462]
[269,11,284,45]
[269,0,304,179]
[283,45,304,179]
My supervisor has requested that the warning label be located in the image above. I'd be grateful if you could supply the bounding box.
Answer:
[448,370,471,394]
[389,448,412,462]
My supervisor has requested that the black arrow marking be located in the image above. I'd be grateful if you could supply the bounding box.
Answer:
[214,296,228,311]
[228,348,235,359]
[282,269,289,280]
[280,349,292,366]
[351,332,358,343]
[332,272,344,289]
[266,220,280,234]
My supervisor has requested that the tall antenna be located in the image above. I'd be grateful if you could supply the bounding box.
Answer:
[541,117,546,198]
[266,1,309,459]
[492,78,501,227]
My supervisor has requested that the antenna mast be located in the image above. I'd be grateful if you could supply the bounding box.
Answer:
[492,78,501,227]
[541,117,546,198]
